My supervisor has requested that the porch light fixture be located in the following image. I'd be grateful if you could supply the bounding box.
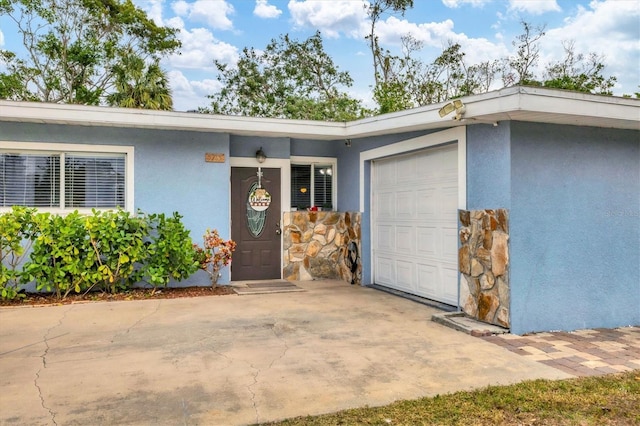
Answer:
[438,99,465,121]
[256,147,267,163]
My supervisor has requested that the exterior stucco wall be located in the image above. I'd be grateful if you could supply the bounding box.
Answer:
[466,123,511,210]
[509,122,640,334]
[1,122,231,284]
[230,135,291,159]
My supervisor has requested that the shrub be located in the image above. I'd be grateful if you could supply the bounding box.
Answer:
[22,211,95,299]
[3,208,200,300]
[194,229,236,286]
[0,206,37,299]
[85,209,148,294]
[143,212,199,288]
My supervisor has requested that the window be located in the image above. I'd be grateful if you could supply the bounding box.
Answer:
[1,143,133,212]
[290,158,336,210]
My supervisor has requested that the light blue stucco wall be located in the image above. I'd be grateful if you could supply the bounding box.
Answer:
[509,122,640,334]
[230,135,291,159]
[1,122,231,284]
[466,123,511,210]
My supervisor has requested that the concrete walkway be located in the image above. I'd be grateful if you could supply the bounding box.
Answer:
[1,280,570,425]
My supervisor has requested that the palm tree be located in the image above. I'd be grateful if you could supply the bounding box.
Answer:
[107,55,173,110]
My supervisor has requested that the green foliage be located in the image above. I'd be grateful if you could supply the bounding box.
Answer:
[2,208,198,300]
[0,0,180,106]
[0,206,37,299]
[542,41,616,95]
[107,55,173,110]
[143,212,199,288]
[85,209,147,293]
[205,31,370,121]
[22,211,95,299]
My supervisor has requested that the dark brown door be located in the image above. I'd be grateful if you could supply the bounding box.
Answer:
[231,167,281,280]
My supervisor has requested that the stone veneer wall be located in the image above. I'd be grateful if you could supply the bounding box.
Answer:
[459,209,510,328]
[283,211,361,284]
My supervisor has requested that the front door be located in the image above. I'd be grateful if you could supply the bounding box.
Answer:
[231,167,282,281]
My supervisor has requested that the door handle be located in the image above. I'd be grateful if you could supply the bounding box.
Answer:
[276,221,282,235]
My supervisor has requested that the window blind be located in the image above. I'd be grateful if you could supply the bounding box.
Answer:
[0,153,60,207]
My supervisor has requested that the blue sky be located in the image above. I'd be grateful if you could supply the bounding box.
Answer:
[1,0,638,111]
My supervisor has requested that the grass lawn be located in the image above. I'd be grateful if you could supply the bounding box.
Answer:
[265,371,640,425]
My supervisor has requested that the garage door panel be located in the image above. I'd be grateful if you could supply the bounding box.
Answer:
[395,260,414,291]
[375,191,395,218]
[375,161,396,188]
[441,266,459,305]
[376,257,395,284]
[396,156,416,182]
[396,226,415,254]
[376,224,395,251]
[417,264,437,298]
[442,227,458,259]
[396,190,415,219]
[416,226,437,256]
[416,189,437,217]
[373,143,458,306]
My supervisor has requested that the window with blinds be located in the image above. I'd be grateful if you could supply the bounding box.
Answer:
[1,151,126,209]
[290,163,333,210]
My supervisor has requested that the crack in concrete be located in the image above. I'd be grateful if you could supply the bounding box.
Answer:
[35,305,73,426]
[110,301,161,343]
[247,365,260,425]
[246,321,291,424]
[181,397,190,426]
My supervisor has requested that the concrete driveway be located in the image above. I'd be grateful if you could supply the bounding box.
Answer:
[0,280,569,425]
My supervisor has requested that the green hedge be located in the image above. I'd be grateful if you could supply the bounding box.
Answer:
[0,207,199,300]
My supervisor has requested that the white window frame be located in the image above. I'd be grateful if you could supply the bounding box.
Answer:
[0,141,134,213]
[290,156,337,211]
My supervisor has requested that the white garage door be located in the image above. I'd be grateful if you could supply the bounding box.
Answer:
[372,143,458,306]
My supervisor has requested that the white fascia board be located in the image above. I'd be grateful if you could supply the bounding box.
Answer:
[0,101,348,140]
[1,87,638,138]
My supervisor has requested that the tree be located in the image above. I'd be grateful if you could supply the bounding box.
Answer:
[542,41,616,95]
[107,55,173,110]
[205,32,369,121]
[0,0,180,105]
[365,0,414,87]
[502,21,546,87]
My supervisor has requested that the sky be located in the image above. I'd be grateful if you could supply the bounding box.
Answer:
[1,0,639,112]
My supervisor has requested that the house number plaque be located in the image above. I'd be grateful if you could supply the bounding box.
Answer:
[205,153,225,163]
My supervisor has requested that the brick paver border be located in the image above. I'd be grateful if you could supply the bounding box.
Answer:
[482,326,640,377]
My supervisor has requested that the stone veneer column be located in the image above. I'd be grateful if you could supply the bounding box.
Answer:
[458,209,510,328]
[283,211,361,284]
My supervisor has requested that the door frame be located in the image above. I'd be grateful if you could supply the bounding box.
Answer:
[230,157,290,280]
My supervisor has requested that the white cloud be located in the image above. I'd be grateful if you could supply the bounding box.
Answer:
[254,0,282,19]
[168,70,222,111]
[0,29,4,47]
[165,17,239,70]
[133,0,165,25]
[288,0,368,38]
[442,0,492,8]
[508,0,561,15]
[171,0,235,30]
[374,16,456,47]
[537,0,640,94]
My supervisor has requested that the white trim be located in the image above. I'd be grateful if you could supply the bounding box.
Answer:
[359,127,466,212]
[290,156,338,211]
[0,141,135,213]
[2,88,637,140]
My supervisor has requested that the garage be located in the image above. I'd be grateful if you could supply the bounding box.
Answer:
[372,143,459,306]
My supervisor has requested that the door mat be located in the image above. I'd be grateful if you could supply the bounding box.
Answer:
[232,280,305,295]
